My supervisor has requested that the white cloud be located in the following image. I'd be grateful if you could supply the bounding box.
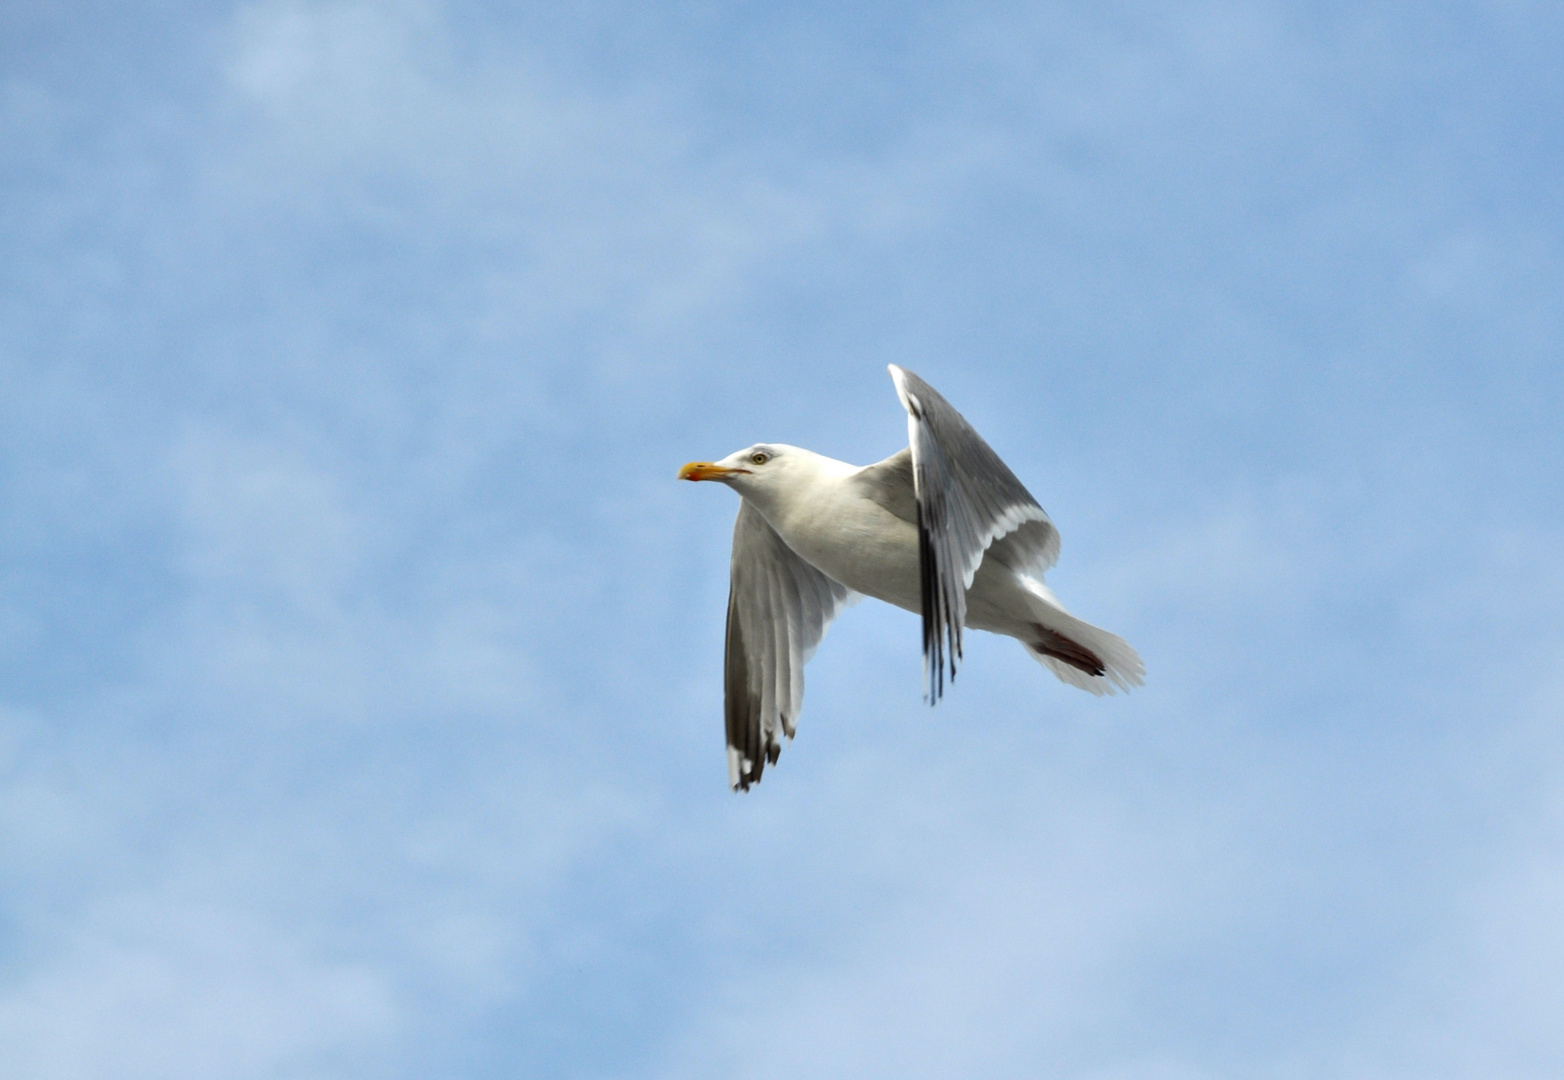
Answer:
[0,895,396,1080]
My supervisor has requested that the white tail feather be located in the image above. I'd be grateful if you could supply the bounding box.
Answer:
[1019,580,1144,695]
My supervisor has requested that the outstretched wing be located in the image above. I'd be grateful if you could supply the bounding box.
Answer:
[888,364,1059,701]
[725,501,857,790]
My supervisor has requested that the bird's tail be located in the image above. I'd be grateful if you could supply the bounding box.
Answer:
[1016,579,1144,695]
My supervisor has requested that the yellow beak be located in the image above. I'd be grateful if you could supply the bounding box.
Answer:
[678,461,746,481]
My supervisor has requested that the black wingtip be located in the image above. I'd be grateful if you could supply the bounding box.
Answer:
[917,518,963,705]
[918,517,940,704]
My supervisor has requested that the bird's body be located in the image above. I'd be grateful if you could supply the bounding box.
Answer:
[740,445,1044,639]
[682,366,1143,789]
[740,448,920,610]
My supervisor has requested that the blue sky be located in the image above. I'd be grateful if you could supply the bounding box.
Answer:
[3,1,1563,1077]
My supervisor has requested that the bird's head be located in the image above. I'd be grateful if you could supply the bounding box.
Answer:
[678,444,790,493]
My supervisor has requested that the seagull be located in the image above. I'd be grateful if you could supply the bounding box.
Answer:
[680,365,1143,790]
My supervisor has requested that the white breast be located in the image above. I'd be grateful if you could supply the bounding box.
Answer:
[760,462,922,614]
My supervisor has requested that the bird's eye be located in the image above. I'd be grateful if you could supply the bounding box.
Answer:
[749,452,769,465]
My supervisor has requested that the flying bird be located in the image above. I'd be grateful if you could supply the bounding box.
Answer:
[680,365,1143,790]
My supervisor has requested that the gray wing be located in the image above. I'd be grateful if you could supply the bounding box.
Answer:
[725,500,857,790]
[888,365,1060,701]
